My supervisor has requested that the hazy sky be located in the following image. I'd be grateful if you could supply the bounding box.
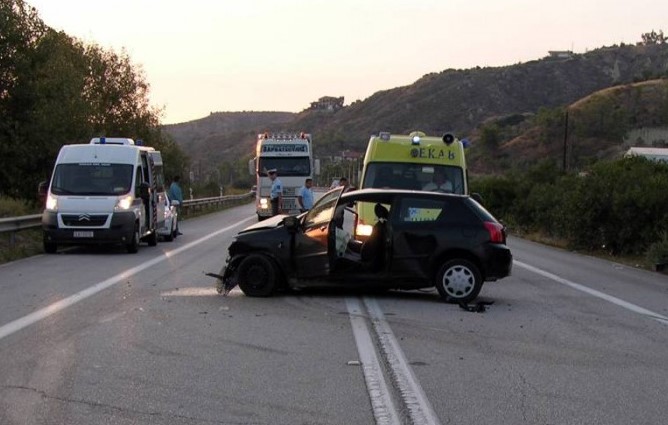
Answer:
[26,0,668,124]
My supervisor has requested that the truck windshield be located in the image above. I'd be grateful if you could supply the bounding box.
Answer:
[362,163,466,194]
[258,157,311,176]
[50,163,134,196]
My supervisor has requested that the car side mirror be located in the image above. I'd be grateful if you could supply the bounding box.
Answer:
[170,199,180,207]
[471,192,484,204]
[283,215,301,234]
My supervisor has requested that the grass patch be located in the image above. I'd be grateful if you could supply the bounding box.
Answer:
[0,229,43,264]
[513,229,657,271]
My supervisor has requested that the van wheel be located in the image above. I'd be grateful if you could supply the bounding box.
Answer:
[435,259,482,303]
[44,240,57,254]
[237,254,277,297]
[127,225,140,253]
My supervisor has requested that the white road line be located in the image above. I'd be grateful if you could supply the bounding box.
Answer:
[346,298,401,425]
[0,216,254,341]
[514,260,668,326]
[365,298,442,425]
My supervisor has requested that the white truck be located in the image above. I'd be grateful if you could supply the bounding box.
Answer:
[249,132,319,220]
[41,137,168,253]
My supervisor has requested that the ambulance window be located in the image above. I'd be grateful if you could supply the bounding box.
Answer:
[134,167,143,192]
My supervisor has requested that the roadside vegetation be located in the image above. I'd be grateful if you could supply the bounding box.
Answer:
[471,157,668,270]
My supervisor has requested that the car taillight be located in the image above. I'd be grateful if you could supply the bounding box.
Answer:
[484,221,505,243]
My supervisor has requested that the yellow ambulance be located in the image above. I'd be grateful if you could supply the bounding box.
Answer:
[356,131,469,235]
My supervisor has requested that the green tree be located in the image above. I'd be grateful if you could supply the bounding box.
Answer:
[641,30,667,45]
[0,1,188,202]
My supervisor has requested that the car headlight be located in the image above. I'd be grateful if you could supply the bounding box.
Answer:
[115,195,133,210]
[259,198,269,208]
[46,194,58,211]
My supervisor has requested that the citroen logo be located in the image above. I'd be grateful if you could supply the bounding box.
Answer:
[78,214,91,221]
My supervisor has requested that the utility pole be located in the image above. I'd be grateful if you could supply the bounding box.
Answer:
[563,109,569,172]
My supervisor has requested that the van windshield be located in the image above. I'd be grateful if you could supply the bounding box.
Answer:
[362,163,466,194]
[50,163,134,196]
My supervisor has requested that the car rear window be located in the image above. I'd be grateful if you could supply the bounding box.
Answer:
[396,196,477,225]
[463,198,499,222]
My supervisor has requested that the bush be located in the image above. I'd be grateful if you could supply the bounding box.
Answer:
[0,196,35,218]
[646,232,668,265]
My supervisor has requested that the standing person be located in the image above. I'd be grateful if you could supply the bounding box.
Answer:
[339,176,355,192]
[268,169,283,216]
[168,175,184,234]
[297,178,314,213]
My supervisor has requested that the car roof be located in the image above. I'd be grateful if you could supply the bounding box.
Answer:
[338,188,468,202]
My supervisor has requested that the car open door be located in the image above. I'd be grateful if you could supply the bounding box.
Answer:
[293,188,343,278]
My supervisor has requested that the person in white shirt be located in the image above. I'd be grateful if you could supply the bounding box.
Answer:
[422,170,453,193]
[268,169,283,215]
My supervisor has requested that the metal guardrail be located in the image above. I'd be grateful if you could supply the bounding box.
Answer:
[0,214,43,234]
[0,193,254,241]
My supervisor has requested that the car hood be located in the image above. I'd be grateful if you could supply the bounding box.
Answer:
[239,214,289,234]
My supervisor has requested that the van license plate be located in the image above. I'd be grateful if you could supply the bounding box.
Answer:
[73,231,94,238]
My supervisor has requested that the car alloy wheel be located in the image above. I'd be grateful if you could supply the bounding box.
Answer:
[435,259,482,303]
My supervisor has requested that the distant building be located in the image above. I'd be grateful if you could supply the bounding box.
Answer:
[309,96,344,112]
[547,50,574,59]
[625,147,668,163]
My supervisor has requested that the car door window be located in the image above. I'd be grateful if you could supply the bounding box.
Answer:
[303,189,341,230]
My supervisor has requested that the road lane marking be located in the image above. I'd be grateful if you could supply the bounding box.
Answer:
[0,216,254,341]
[346,298,401,425]
[515,260,668,326]
[364,298,443,425]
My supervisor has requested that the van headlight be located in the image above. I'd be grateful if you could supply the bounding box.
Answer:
[46,194,58,211]
[259,198,269,208]
[115,195,133,210]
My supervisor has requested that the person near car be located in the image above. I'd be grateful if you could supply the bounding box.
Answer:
[422,170,453,193]
[168,175,184,234]
[297,178,314,212]
[268,169,283,216]
[339,176,355,192]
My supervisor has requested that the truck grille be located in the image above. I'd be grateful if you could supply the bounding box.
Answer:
[61,214,109,227]
[283,187,297,196]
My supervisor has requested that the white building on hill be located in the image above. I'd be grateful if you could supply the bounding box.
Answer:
[625,147,668,163]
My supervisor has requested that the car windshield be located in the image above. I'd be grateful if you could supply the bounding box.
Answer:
[50,163,133,196]
[257,157,311,176]
[362,162,466,194]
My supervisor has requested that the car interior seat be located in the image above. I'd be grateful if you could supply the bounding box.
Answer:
[360,203,390,270]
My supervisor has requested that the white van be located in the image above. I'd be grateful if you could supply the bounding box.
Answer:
[41,137,167,253]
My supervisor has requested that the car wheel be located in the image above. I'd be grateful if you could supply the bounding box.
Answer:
[43,239,57,254]
[435,259,482,303]
[146,228,158,246]
[164,222,174,242]
[126,225,140,254]
[237,254,277,297]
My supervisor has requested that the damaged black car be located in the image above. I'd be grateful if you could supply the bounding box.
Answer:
[213,187,512,303]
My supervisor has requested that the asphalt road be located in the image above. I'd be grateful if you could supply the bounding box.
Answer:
[1,203,667,425]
